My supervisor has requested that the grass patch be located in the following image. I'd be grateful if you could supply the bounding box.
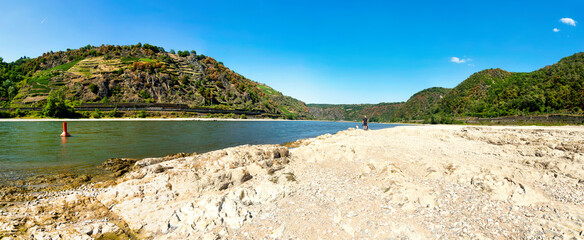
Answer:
[78,67,92,78]
[50,60,81,71]
[278,106,291,115]
[258,85,278,95]
[27,69,58,86]
[120,57,139,63]
[120,57,154,64]
[28,76,51,86]
[29,88,51,94]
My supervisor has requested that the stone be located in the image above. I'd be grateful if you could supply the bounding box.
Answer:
[100,158,138,176]
[271,223,286,239]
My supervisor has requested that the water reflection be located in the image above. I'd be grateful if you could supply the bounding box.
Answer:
[61,136,69,145]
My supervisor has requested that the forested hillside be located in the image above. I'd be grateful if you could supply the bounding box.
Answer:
[309,103,403,122]
[309,88,447,122]
[440,53,584,117]
[310,52,584,123]
[0,44,308,118]
[393,87,450,120]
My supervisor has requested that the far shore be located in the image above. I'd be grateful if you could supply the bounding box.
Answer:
[0,117,578,128]
[0,117,393,124]
[0,117,314,122]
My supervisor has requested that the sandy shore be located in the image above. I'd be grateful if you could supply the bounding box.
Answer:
[1,125,584,239]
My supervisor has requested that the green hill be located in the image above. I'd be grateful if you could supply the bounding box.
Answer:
[308,102,404,122]
[0,44,308,118]
[308,88,448,122]
[440,53,584,117]
[309,52,584,123]
[394,87,450,120]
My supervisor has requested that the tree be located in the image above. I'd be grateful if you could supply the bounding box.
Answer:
[7,86,16,99]
[178,50,189,57]
[91,108,102,118]
[43,87,76,118]
[108,107,123,118]
[142,43,161,53]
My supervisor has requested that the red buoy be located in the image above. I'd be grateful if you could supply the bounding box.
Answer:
[60,122,71,137]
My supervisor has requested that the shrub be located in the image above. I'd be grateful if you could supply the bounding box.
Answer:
[13,108,27,117]
[215,81,224,88]
[137,110,147,118]
[142,43,161,53]
[177,50,189,57]
[43,87,76,118]
[91,109,102,118]
[108,108,123,118]
[180,75,189,85]
[0,110,10,118]
[139,90,150,99]
[89,84,98,94]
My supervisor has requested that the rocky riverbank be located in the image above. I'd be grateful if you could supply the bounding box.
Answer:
[1,125,584,239]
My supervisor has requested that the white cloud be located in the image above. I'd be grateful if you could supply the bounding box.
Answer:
[553,28,560,32]
[450,57,471,64]
[560,18,576,26]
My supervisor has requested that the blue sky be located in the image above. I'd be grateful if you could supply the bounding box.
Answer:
[1,1,583,104]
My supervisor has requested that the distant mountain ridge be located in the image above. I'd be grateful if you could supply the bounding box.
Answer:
[3,47,583,121]
[0,43,308,118]
[310,52,584,122]
[440,53,584,117]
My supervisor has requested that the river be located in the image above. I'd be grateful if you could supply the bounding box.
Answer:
[0,120,399,180]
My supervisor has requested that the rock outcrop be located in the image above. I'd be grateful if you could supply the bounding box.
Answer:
[2,125,584,239]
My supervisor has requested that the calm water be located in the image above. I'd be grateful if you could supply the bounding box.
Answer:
[0,120,398,179]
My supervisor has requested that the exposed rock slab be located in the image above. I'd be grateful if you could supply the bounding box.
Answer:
[2,125,584,239]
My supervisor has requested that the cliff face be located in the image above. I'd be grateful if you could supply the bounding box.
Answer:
[6,44,308,117]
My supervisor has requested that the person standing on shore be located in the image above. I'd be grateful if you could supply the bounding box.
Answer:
[363,115,368,131]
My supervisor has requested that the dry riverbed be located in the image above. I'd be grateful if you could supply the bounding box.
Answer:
[1,125,584,239]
